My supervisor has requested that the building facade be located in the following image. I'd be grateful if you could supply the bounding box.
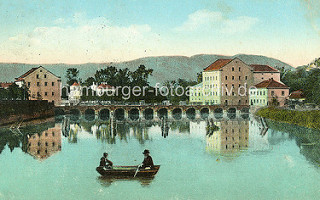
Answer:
[16,66,61,105]
[189,58,288,107]
[189,82,204,105]
[249,78,289,106]
[251,64,281,85]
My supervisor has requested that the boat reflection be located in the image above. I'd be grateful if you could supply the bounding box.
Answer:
[97,176,155,187]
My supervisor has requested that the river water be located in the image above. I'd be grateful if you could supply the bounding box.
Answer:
[1,115,320,200]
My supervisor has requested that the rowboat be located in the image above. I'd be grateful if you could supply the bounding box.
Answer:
[96,165,160,178]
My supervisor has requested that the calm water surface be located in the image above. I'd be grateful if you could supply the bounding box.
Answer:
[1,115,320,200]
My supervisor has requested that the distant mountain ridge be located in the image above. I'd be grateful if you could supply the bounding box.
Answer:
[0,54,294,85]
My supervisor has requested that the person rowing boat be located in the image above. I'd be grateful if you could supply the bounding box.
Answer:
[139,149,154,169]
[99,152,113,169]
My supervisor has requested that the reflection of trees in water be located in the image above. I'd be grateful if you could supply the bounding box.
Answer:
[267,120,320,167]
[169,121,190,134]
[0,121,56,154]
[0,129,22,153]
[93,121,155,144]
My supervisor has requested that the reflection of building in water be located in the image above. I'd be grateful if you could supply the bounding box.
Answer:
[190,120,206,138]
[206,120,249,155]
[27,124,61,160]
[248,117,270,151]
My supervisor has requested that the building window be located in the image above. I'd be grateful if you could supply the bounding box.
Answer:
[52,92,55,96]
[37,92,40,97]
[239,67,241,71]
[263,91,265,95]
[232,67,234,71]
[44,74,47,78]
[28,82,30,87]
[282,91,285,96]
[36,74,39,79]
[232,76,234,80]
[262,77,264,80]
[271,91,275,96]
[239,76,241,80]
[37,82,40,86]
[245,76,248,80]
[225,76,227,80]
[52,82,55,86]
[45,92,48,96]
[45,82,48,86]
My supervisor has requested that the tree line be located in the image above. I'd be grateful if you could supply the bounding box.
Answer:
[280,57,320,105]
[0,83,29,100]
[64,65,197,104]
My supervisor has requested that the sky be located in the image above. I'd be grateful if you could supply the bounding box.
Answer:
[0,0,319,67]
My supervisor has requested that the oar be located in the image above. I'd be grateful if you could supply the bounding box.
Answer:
[134,165,140,177]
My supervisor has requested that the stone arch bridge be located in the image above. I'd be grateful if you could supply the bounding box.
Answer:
[55,105,250,121]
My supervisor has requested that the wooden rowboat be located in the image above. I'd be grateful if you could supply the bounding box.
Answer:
[96,165,160,178]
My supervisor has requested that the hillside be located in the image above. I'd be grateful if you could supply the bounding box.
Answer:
[0,54,294,85]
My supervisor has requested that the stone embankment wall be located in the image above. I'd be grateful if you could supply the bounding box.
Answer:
[0,100,54,126]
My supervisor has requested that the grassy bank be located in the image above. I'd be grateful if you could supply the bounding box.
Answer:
[256,107,320,130]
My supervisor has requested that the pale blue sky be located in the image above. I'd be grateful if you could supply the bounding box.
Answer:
[0,0,319,66]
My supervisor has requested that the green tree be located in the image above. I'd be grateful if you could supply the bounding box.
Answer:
[131,65,153,87]
[66,68,80,86]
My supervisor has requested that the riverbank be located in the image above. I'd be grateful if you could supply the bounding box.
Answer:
[0,100,55,126]
[256,107,320,130]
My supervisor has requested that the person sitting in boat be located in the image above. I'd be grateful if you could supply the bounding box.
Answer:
[100,152,113,169]
[139,149,154,169]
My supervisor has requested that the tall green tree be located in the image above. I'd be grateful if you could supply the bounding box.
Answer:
[66,68,80,86]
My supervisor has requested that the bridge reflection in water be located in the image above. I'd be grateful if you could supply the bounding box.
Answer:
[2,114,320,170]
[55,105,250,122]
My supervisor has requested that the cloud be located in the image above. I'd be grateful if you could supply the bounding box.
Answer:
[299,0,320,35]
[0,14,163,64]
[175,9,258,34]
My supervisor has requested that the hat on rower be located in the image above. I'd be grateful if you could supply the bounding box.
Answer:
[142,149,150,154]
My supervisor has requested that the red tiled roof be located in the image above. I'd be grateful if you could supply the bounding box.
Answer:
[255,78,289,88]
[72,82,80,86]
[18,67,39,79]
[204,59,233,71]
[289,90,305,99]
[0,82,14,88]
[98,83,112,89]
[250,64,278,72]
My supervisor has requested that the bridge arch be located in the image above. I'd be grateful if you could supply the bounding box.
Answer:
[200,108,209,119]
[213,108,223,119]
[129,108,140,121]
[99,109,110,120]
[115,108,125,121]
[172,108,182,120]
[157,108,168,119]
[241,107,250,113]
[84,108,95,121]
[227,107,237,113]
[144,108,154,120]
[186,108,196,120]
